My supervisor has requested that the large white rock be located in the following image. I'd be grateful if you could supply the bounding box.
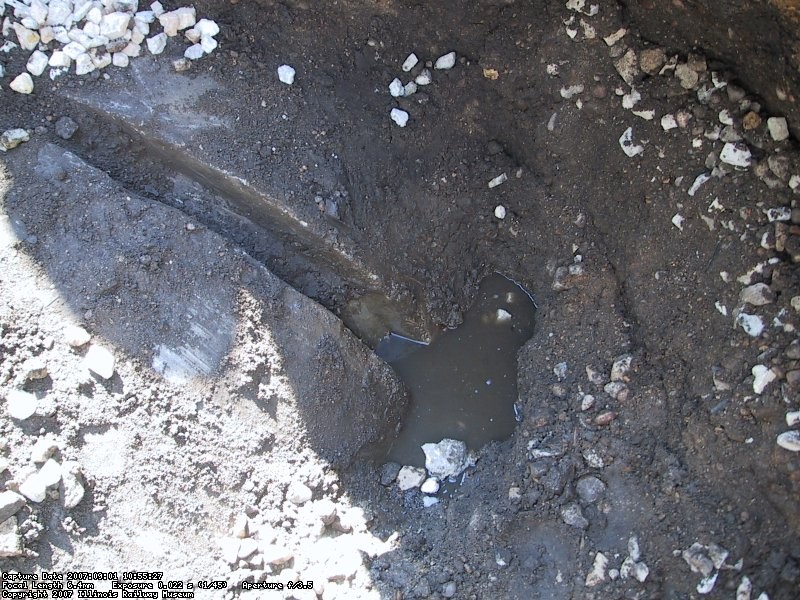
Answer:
[112,52,129,67]
[200,36,217,54]
[75,53,95,75]
[0,491,26,523]
[48,50,72,68]
[396,466,426,490]
[38,459,63,488]
[159,7,196,37]
[9,73,34,94]
[184,44,203,60]
[0,128,30,152]
[767,117,790,142]
[83,344,115,378]
[720,143,751,167]
[422,439,468,479]
[402,52,418,72]
[195,18,219,37]
[63,42,87,60]
[46,0,73,27]
[390,108,409,127]
[389,78,404,97]
[6,390,38,421]
[27,50,49,76]
[19,473,47,503]
[434,51,456,70]
[146,32,167,55]
[100,12,131,39]
[13,24,40,51]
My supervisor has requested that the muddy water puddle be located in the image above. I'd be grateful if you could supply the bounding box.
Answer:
[376,274,536,467]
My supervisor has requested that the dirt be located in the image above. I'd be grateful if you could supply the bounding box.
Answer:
[1,0,799,599]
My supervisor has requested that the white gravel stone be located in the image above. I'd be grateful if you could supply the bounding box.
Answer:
[752,365,776,394]
[237,538,258,559]
[159,7,196,37]
[122,42,141,57]
[195,18,219,38]
[200,36,217,54]
[38,459,62,488]
[396,466,426,490]
[415,68,432,85]
[75,53,95,75]
[61,462,85,509]
[286,481,313,505]
[494,205,507,219]
[390,108,409,127]
[13,23,40,50]
[585,552,608,587]
[21,356,48,381]
[63,42,87,60]
[766,206,791,222]
[420,478,440,494]
[767,117,790,141]
[48,50,71,68]
[151,2,165,17]
[422,438,468,479]
[84,344,115,379]
[777,430,800,452]
[92,51,112,70]
[135,10,156,24]
[184,28,200,43]
[112,52,129,67]
[146,32,167,55]
[10,73,34,94]
[7,389,37,420]
[561,502,588,528]
[100,12,131,39]
[389,77,404,97]
[619,127,644,157]
[19,473,47,503]
[403,81,417,96]
[0,492,26,523]
[26,50,48,76]
[661,114,678,130]
[402,53,418,72]
[422,496,439,507]
[0,128,30,152]
[736,313,764,337]
[786,411,800,427]
[719,143,751,167]
[277,64,295,84]
[64,325,91,347]
[0,516,23,558]
[30,436,58,463]
[739,283,773,306]
[488,173,508,188]
[434,51,456,70]
[46,0,72,27]
[184,43,203,60]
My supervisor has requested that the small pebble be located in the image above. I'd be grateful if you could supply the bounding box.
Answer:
[767,117,789,141]
[402,53,418,72]
[434,51,456,70]
[10,73,34,94]
[277,64,296,85]
[7,390,38,420]
[83,344,115,379]
[777,430,800,452]
[390,108,409,128]
[494,205,507,219]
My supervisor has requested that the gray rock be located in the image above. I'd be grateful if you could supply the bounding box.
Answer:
[561,503,588,528]
[552,263,585,291]
[379,462,401,486]
[0,492,26,523]
[682,542,714,577]
[576,476,606,503]
[0,517,23,557]
[442,581,457,598]
[767,117,790,142]
[55,117,79,140]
